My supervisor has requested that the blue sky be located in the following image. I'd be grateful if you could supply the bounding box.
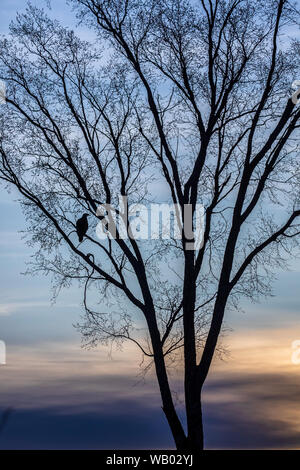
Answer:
[1,0,300,450]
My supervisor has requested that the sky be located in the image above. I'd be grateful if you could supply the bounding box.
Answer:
[0,0,300,450]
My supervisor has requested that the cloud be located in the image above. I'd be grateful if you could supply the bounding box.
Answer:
[201,327,300,448]
[1,326,300,448]
[0,405,173,450]
[203,371,300,449]
[0,342,160,411]
[0,300,79,316]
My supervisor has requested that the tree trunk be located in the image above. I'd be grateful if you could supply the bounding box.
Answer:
[185,386,204,451]
[182,249,203,451]
[145,305,187,449]
[175,390,204,453]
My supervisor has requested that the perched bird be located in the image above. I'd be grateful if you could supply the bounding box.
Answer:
[76,213,89,243]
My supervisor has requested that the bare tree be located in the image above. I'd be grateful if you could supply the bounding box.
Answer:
[0,0,300,452]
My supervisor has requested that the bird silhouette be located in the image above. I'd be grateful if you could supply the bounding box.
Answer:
[76,213,89,243]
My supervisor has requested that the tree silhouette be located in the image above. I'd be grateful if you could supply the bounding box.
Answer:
[0,0,300,452]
